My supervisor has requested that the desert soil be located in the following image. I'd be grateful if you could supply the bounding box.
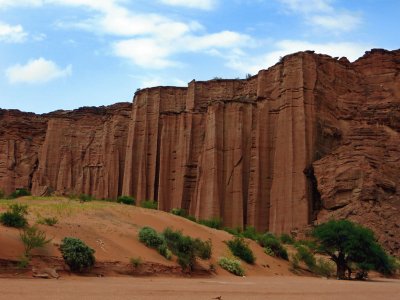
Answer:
[0,276,399,300]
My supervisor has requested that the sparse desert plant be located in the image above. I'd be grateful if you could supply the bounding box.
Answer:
[140,200,158,209]
[37,216,58,226]
[258,233,288,260]
[9,188,31,199]
[314,258,335,278]
[198,217,222,229]
[0,203,28,228]
[218,257,245,276]
[60,237,95,272]
[294,245,316,270]
[170,208,187,217]
[139,227,165,248]
[193,238,212,260]
[20,225,51,257]
[117,195,135,205]
[130,257,143,268]
[226,237,255,264]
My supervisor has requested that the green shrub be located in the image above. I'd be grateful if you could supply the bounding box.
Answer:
[60,237,95,272]
[130,257,143,268]
[9,188,31,199]
[157,243,173,260]
[0,203,28,228]
[198,217,222,229]
[20,225,51,257]
[163,227,212,270]
[170,208,188,217]
[294,245,316,270]
[280,233,295,244]
[141,200,158,209]
[37,216,58,226]
[79,194,93,202]
[139,227,165,248]
[226,237,255,264]
[241,227,260,241]
[218,257,245,276]
[258,233,288,260]
[117,195,135,205]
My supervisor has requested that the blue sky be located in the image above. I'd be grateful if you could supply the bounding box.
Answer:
[0,0,399,113]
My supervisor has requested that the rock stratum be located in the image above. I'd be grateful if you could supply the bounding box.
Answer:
[1,49,399,255]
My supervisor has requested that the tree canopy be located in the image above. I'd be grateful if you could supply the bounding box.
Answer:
[312,219,394,279]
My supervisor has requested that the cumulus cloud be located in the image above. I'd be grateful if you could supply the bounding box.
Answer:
[227,40,370,74]
[159,0,217,10]
[0,22,27,42]
[6,58,72,84]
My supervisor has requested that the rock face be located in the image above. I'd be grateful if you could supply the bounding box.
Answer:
[0,49,399,254]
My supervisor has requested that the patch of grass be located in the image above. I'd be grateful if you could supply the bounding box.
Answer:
[140,200,158,209]
[60,237,95,272]
[198,217,222,229]
[0,203,28,228]
[130,257,143,268]
[117,196,135,205]
[226,237,255,264]
[218,257,245,276]
[258,233,288,260]
[36,216,58,226]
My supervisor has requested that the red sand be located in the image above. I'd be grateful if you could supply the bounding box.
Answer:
[0,276,399,300]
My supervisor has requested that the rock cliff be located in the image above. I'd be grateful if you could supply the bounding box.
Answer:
[0,49,399,254]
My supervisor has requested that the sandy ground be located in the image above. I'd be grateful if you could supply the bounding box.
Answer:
[0,276,399,300]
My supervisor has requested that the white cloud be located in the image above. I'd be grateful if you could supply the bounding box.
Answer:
[308,13,361,32]
[227,40,370,74]
[0,22,27,42]
[159,0,217,10]
[277,0,361,32]
[6,58,72,84]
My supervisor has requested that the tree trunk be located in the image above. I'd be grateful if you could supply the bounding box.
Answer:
[336,253,347,279]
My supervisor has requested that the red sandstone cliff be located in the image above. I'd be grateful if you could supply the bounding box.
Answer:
[0,49,399,254]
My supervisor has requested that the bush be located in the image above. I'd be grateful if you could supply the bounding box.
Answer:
[280,233,295,244]
[258,233,288,260]
[117,195,135,205]
[79,194,93,202]
[130,257,143,268]
[170,208,187,217]
[198,218,222,229]
[9,188,31,199]
[60,237,95,272]
[226,237,255,264]
[139,227,165,248]
[37,216,58,226]
[157,243,173,260]
[294,245,316,270]
[141,200,157,209]
[241,227,260,241]
[163,227,212,270]
[20,225,51,257]
[0,203,28,228]
[218,257,245,276]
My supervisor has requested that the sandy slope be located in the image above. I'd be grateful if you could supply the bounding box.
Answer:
[0,197,292,277]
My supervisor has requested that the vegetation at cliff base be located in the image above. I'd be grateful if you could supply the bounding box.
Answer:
[0,203,28,228]
[312,219,395,279]
[117,195,135,205]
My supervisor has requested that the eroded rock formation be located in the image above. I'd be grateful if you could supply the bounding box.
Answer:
[0,49,399,254]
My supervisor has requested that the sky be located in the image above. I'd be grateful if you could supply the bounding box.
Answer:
[0,0,399,113]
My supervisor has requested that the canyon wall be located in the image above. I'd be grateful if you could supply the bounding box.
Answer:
[0,49,399,253]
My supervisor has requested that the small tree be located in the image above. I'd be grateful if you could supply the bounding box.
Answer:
[20,225,51,257]
[313,220,393,279]
[60,237,95,272]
